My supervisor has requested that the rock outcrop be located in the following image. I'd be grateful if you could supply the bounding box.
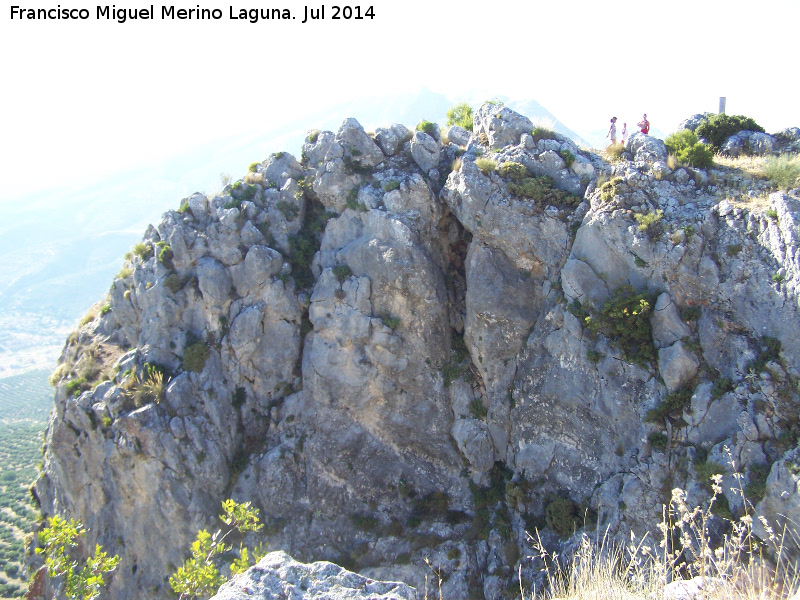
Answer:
[210,551,416,600]
[32,103,800,600]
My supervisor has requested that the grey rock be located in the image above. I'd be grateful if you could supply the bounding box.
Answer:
[211,551,416,600]
[452,419,495,473]
[196,257,232,305]
[336,118,384,169]
[651,293,690,349]
[473,103,533,149]
[410,131,440,172]
[538,150,566,172]
[627,132,668,163]
[658,341,699,392]
[187,193,209,219]
[374,124,410,156]
[446,125,471,147]
[748,132,776,156]
[661,577,726,600]
[561,258,609,308]
[677,113,710,132]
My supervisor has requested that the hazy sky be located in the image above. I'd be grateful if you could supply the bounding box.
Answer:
[2,0,798,198]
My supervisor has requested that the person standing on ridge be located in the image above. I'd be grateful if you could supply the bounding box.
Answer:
[607,117,618,145]
[638,114,650,135]
[621,122,628,146]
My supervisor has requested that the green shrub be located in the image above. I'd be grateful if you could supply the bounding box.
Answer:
[36,516,120,600]
[469,399,487,420]
[694,460,725,492]
[164,273,182,294]
[648,431,669,451]
[645,385,694,423]
[133,242,153,261]
[584,285,655,366]
[558,149,576,168]
[599,177,624,202]
[232,387,246,409]
[711,377,734,399]
[156,242,173,269]
[747,336,781,374]
[332,264,352,283]
[498,161,528,181]
[276,200,299,220]
[382,179,400,192]
[695,114,765,152]
[248,162,259,173]
[65,377,88,398]
[183,342,210,373]
[349,513,378,531]
[382,314,401,330]
[286,200,335,290]
[170,500,263,599]
[475,157,497,175]
[665,130,713,168]
[307,129,320,144]
[634,209,664,239]
[744,463,771,504]
[726,244,743,257]
[545,496,580,538]
[446,103,474,131]
[532,127,555,142]
[416,120,437,137]
[507,174,581,207]
[760,154,800,190]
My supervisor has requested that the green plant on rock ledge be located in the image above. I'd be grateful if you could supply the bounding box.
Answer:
[170,500,264,600]
[583,285,656,366]
[665,130,713,168]
[416,119,437,137]
[634,209,664,239]
[183,341,210,373]
[475,157,497,175]
[499,161,580,207]
[598,176,624,202]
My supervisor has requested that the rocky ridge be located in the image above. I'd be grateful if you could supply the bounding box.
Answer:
[32,102,800,599]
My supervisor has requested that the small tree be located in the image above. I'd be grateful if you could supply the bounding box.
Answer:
[169,500,264,600]
[695,113,765,152]
[665,130,713,168]
[446,102,474,131]
[36,516,120,600]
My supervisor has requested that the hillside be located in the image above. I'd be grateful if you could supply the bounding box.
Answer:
[29,103,800,600]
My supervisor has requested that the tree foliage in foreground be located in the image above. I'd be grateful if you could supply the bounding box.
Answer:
[36,516,120,600]
[169,499,264,600]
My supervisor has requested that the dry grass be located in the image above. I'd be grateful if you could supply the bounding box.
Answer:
[518,448,799,600]
[713,153,768,176]
[604,143,626,162]
[726,194,774,215]
[244,172,264,185]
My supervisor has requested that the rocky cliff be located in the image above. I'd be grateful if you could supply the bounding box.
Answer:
[33,103,800,599]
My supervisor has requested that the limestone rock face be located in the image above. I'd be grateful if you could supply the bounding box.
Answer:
[33,111,800,600]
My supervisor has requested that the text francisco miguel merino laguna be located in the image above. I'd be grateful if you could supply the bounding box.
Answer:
[9,4,376,23]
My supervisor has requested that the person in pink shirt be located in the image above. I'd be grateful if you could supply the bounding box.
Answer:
[638,114,650,135]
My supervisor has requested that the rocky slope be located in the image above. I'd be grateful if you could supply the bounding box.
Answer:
[32,103,800,599]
